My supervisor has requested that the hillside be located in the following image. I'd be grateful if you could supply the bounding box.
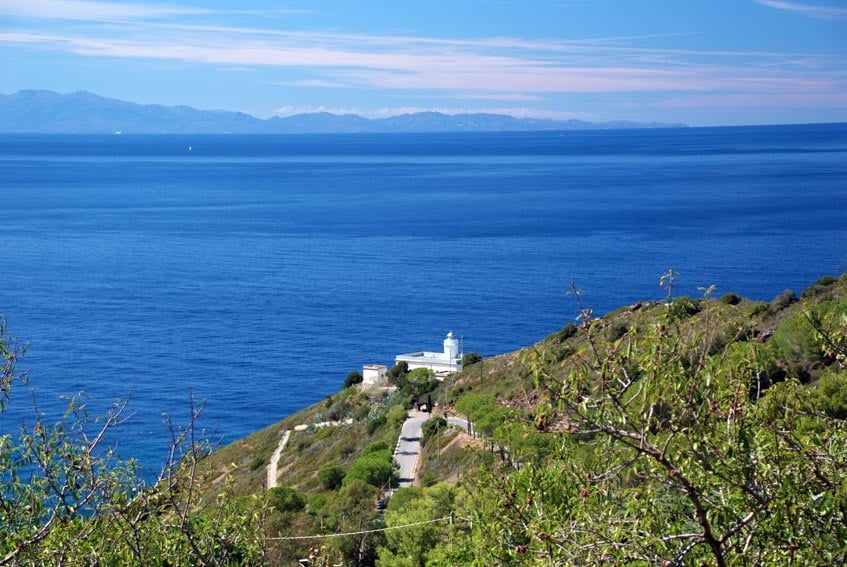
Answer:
[187,273,847,564]
[1,273,845,565]
[0,90,687,134]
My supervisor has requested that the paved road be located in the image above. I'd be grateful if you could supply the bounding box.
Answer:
[447,415,470,434]
[394,412,430,488]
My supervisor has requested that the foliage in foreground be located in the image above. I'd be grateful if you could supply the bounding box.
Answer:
[441,279,847,565]
[0,319,269,565]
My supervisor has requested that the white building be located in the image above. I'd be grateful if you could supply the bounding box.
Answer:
[362,364,388,386]
[395,331,463,378]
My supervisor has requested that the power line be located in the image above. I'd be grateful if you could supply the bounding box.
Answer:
[267,515,459,541]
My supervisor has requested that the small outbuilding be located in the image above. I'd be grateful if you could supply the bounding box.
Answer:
[362,364,388,386]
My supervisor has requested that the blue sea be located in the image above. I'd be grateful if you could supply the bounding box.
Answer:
[1,124,845,473]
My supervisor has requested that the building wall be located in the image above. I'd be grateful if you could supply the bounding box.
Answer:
[363,364,387,385]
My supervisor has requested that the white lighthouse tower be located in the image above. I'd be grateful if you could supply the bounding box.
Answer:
[443,331,460,361]
[395,331,464,378]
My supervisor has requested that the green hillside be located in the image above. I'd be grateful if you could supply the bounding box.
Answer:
[2,273,846,565]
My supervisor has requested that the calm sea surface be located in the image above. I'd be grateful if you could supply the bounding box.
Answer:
[1,125,845,472]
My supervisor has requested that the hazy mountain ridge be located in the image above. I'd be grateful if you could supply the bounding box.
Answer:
[0,90,687,133]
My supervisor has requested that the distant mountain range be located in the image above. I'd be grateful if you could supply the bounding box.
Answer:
[0,90,687,134]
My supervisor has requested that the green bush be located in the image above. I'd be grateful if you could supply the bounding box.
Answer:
[547,323,578,343]
[386,403,408,427]
[770,312,820,381]
[318,463,346,490]
[605,322,628,342]
[407,367,439,396]
[669,296,700,320]
[461,352,483,366]
[770,289,797,311]
[813,371,847,420]
[249,455,265,471]
[749,301,770,317]
[344,450,396,488]
[343,370,363,389]
[801,275,839,298]
[269,486,306,514]
[367,414,387,435]
[387,361,409,386]
[363,440,390,455]
[308,493,328,514]
[421,417,447,447]
[338,440,356,458]
[719,292,742,305]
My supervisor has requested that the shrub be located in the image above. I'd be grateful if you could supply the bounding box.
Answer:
[338,440,356,458]
[354,404,371,421]
[770,289,797,312]
[801,275,838,298]
[606,323,628,342]
[407,368,439,396]
[421,417,447,447]
[386,403,408,427]
[249,455,265,471]
[770,312,820,381]
[343,370,363,389]
[367,415,387,435]
[461,352,483,366]
[318,463,345,490]
[719,292,742,305]
[547,323,578,343]
[363,440,389,455]
[387,361,409,384]
[269,486,306,514]
[344,450,396,488]
[749,302,770,317]
[814,371,847,419]
[668,296,700,320]
[309,493,328,514]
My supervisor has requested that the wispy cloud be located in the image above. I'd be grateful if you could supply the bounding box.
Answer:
[657,91,847,109]
[441,92,546,102]
[0,0,307,21]
[756,0,847,21]
[1,28,835,97]
[0,0,212,21]
[0,0,844,114]
[287,79,352,89]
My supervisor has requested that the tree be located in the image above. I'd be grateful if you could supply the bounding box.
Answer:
[377,484,456,567]
[323,480,385,567]
[318,463,346,490]
[344,370,364,389]
[387,362,409,387]
[0,320,269,565]
[344,450,397,488]
[269,486,306,515]
[406,367,438,397]
[420,417,446,447]
[461,295,847,565]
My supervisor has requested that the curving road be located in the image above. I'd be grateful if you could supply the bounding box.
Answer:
[394,411,430,488]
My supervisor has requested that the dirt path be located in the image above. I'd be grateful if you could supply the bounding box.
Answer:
[266,430,290,489]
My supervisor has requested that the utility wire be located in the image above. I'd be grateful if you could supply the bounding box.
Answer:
[267,515,460,541]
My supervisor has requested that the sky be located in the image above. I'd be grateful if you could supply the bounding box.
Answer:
[0,0,845,126]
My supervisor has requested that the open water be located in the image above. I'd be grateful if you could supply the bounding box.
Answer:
[1,124,845,472]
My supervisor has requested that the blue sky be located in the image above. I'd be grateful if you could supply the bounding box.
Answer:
[1,0,845,125]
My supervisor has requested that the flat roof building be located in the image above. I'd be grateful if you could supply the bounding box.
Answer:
[362,364,388,387]
[396,331,462,378]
